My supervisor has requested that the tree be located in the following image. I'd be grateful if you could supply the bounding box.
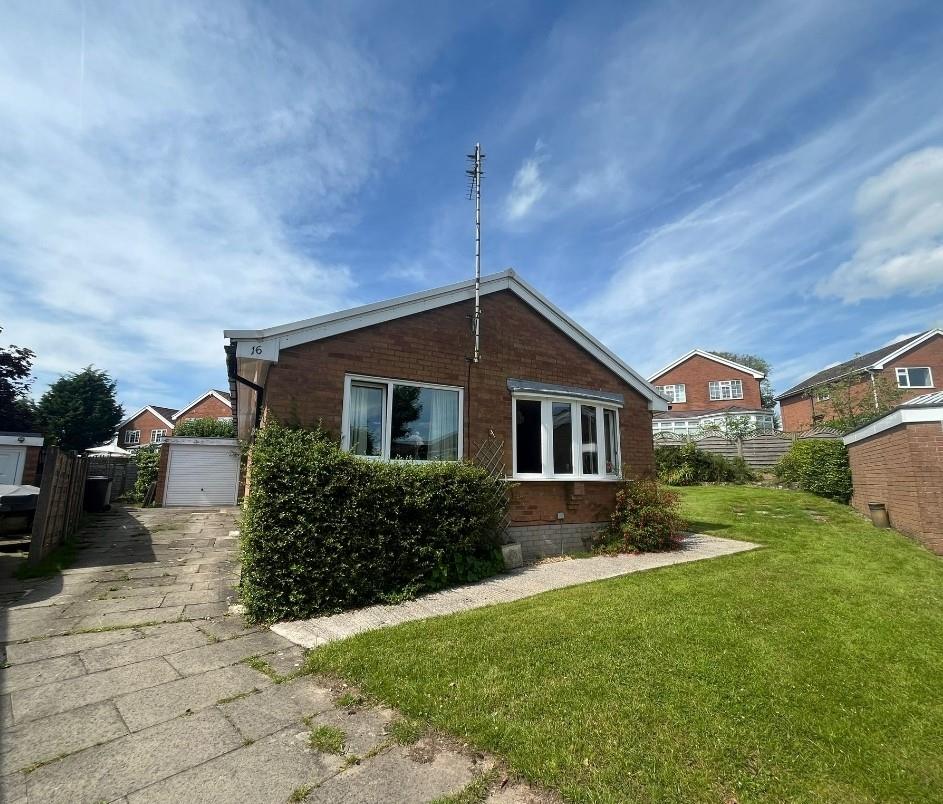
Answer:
[0,327,37,431]
[698,413,758,457]
[709,351,775,409]
[816,374,903,434]
[36,367,124,451]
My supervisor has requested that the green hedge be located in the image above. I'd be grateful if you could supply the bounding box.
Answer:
[240,423,507,622]
[775,439,852,502]
[655,442,755,485]
[174,417,235,438]
[131,447,160,502]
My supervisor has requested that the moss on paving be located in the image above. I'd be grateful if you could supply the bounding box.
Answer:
[306,486,943,803]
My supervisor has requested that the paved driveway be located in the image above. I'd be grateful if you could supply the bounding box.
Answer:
[0,507,516,804]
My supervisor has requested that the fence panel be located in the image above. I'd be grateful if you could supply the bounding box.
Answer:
[654,428,841,470]
[87,456,138,498]
[29,447,89,565]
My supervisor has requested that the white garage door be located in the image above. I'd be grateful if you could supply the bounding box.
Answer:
[0,446,26,485]
[164,442,239,507]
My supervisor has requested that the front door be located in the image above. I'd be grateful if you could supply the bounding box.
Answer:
[0,446,27,485]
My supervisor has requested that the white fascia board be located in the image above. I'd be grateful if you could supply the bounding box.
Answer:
[172,390,232,421]
[648,349,766,381]
[843,406,943,445]
[118,406,176,430]
[870,330,942,369]
[0,434,44,447]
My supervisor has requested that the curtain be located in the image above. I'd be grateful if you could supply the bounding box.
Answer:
[349,384,378,455]
[427,389,458,460]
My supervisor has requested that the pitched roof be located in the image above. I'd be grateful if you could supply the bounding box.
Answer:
[648,349,766,381]
[118,406,177,429]
[843,390,943,445]
[776,330,940,400]
[172,389,233,421]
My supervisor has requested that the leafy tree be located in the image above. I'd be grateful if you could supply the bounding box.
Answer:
[709,351,775,409]
[0,327,37,431]
[816,374,903,434]
[36,367,123,451]
[174,417,235,438]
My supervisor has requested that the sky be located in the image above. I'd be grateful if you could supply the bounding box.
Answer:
[2,0,943,415]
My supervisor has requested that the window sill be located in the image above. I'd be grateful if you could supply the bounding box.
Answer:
[506,476,624,483]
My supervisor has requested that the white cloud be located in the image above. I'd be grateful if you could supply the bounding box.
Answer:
[504,142,547,222]
[817,148,943,302]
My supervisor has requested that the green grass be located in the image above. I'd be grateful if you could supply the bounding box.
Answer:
[307,723,346,754]
[306,486,943,803]
[14,538,78,579]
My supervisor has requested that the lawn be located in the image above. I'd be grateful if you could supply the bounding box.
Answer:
[306,486,943,803]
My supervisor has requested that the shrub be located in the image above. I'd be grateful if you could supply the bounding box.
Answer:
[130,447,160,502]
[592,478,686,553]
[655,442,755,485]
[239,423,507,622]
[775,439,852,502]
[174,417,235,438]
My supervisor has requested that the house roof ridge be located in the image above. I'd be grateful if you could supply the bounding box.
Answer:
[648,349,766,381]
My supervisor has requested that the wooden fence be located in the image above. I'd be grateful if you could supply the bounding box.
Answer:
[29,447,89,565]
[654,427,842,470]
[87,456,138,498]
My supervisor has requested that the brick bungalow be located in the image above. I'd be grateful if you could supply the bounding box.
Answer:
[172,390,232,425]
[116,406,177,449]
[776,330,943,432]
[224,270,667,558]
[843,392,943,555]
[0,432,44,486]
[647,349,774,435]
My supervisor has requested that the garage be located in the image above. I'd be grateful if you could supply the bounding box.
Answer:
[162,437,240,507]
[0,433,43,485]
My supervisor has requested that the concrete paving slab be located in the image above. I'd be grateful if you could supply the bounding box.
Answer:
[163,631,290,676]
[195,616,264,641]
[183,602,229,619]
[115,664,271,732]
[2,614,83,642]
[24,707,241,804]
[308,705,395,757]
[160,588,224,606]
[11,658,179,723]
[74,605,184,631]
[0,771,27,804]
[62,595,166,618]
[0,653,86,693]
[220,676,335,742]
[80,623,210,672]
[4,628,141,664]
[264,645,307,677]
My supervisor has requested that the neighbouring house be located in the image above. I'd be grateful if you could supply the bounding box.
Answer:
[172,389,232,425]
[116,406,177,449]
[224,270,667,559]
[843,391,943,555]
[0,432,44,485]
[647,349,774,436]
[776,330,943,432]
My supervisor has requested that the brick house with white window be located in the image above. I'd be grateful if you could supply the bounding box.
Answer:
[172,390,232,425]
[224,270,667,559]
[116,406,177,448]
[647,349,774,436]
[776,330,943,432]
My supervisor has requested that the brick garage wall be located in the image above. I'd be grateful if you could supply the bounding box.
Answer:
[23,445,42,486]
[154,444,170,506]
[118,411,173,448]
[262,290,655,527]
[176,395,231,423]
[652,353,763,412]
[847,421,943,554]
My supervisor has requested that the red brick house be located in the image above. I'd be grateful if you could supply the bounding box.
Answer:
[116,406,177,449]
[647,349,774,435]
[777,330,943,432]
[225,270,667,558]
[843,392,943,555]
[172,390,232,425]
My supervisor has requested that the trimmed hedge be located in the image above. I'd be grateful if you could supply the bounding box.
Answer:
[775,439,852,502]
[240,423,507,622]
[174,417,235,438]
[655,442,755,485]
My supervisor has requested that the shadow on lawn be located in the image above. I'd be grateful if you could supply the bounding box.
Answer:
[685,518,730,535]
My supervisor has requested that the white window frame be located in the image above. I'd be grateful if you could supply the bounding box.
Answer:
[340,374,464,462]
[708,379,744,400]
[654,384,686,403]
[124,429,140,445]
[895,367,933,388]
[814,389,830,401]
[511,394,621,481]
[150,429,167,444]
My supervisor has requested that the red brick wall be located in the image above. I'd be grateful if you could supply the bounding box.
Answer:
[154,444,170,506]
[651,354,763,411]
[847,421,943,554]
[882,334,943,399]
[23,445,42,486]
[118,410,172,447]
[175,395,231,423]
[780,376,874,432]
[262,290,655,525]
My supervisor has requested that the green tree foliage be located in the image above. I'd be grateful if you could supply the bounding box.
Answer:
[131,447,161,502]
[655,442,754,486]
[240,423,508,622]
[709,351,775,408]
[593,478,687,553]
[0,327,37,431]
[36,367,123,451]
[815,374,903,434]
[775,439,852,502]
[174,417,236,438]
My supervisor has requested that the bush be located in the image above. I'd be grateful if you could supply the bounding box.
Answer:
[131,447,160,502]
[655,442,755,485]
[174,417,235,438]
[775,439,852,502]
[239,423,507,622]
[592,478,686,553]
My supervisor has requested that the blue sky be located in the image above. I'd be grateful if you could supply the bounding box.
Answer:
[2,0,943,414]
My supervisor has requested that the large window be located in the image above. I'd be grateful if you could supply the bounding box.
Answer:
[709,379,743,400]
[896,367,933,388]
[655,384,686,403]
[513,396,620,479]
[150,429,167,444]
[343,376,462,461]
[124,430,140,445]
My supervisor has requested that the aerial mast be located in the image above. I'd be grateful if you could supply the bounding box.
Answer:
[467,143,485,363]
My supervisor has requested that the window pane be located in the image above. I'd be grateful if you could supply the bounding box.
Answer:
[581,405,598,474]
[516,400,542,473]
[604,409,619,474]
[908,368,930,386]
[390,385,459,461]
[552,402,573,474]
[348,383,384,456]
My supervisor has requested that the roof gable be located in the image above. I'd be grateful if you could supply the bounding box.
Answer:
[118,405,176,430]
[648,349,766,382]
[172,389,233,421]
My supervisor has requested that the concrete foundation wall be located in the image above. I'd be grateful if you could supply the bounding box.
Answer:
[507,521,605,561]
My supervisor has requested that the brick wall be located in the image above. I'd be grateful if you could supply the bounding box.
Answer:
[882,335,943,399]
[651,354,763,411]
[847,421,943,554]
[23,445,42,486]
[175,395,231,423]
[262,290,655,527]
[118,410,173,448]
[154,444,170,506]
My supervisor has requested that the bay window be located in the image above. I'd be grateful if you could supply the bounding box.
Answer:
[513,395,621,479]
[343,375,462,461]
[895,367,932,388]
